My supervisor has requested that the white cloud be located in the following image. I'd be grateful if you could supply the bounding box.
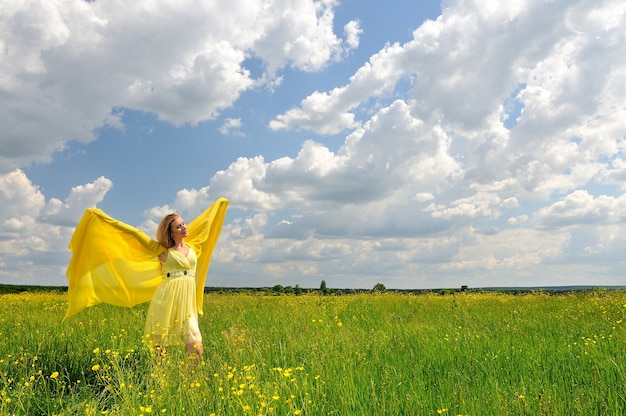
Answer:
[500,197,519,209]
[3,0,626,289]
[0,0,354,173]
[271,0,626,201]
[209,156,282,212]
[223,99,459,219]
[269,41,406,133]
[534,190,626,229]
[40,176,113,226]
[413,192,434,203]
[208,0,626,288]
[126,40,254,125]
[0,170,111,284]
[343,19,362,49]
[507,215,528,226]
[251,1,359,74]
[141,97,465,285]
[0,170,46,221]
[269,86,360,134]
[440,227,569,284]
[219,118,243,135]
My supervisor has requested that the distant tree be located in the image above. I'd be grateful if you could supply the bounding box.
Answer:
[372,283,386,293]
[320,280,332,295]
[272,284,284,294]
[294,284,303,295]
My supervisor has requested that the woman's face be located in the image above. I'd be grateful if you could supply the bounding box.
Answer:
[170,216,188,239]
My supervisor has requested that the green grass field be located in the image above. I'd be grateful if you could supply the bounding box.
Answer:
[1,290,625,415]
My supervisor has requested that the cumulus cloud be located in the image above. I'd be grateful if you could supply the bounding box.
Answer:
[219,118,243,136]
[3,0,626,288]
[40,176,113,226]
[343,19,362,49]
[208,0,626,288]
[251,0,360,74]
[0,0,356,173]
[218,99,459,220]
[141,96,469,287]
[534,191,626,229]
[0,170,112,234]
[0,170,46,222]
[269,41,406,133]
[0,171,112,283]
[271,0,626,203]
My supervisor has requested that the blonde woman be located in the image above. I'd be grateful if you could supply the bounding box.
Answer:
[146,213,204,356]
[64,198,229,358]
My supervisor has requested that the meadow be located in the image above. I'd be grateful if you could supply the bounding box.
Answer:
[0,290,625,415]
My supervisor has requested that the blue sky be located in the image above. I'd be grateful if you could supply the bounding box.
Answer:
[2,0,626,289]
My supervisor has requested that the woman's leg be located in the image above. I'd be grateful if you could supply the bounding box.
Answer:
[186,342,204,356]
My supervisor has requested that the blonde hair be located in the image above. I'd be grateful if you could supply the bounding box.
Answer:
[157,213,180,248]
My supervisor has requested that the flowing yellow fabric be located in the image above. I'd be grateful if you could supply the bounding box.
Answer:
[64,198,229,320]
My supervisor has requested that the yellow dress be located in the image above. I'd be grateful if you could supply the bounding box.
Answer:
[64,198,229,322]
[144,247,201,347]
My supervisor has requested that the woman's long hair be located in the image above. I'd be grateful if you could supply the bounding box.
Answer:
[157,213,179,248]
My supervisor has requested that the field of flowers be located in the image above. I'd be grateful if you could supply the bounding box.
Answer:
[0,289,625,415]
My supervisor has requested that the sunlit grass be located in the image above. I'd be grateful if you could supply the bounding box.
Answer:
[1,290,625,414]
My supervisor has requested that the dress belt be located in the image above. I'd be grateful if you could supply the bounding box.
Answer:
[165,270,195,278]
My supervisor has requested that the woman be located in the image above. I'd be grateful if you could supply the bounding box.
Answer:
[64,198,229,358]
[146,213,205,356]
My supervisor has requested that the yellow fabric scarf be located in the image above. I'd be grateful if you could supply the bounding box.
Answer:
[64,198,229,320]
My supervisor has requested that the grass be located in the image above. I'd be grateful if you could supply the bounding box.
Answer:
[0,290,625,415]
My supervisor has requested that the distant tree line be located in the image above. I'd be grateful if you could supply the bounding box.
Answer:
[1,283,623,296]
